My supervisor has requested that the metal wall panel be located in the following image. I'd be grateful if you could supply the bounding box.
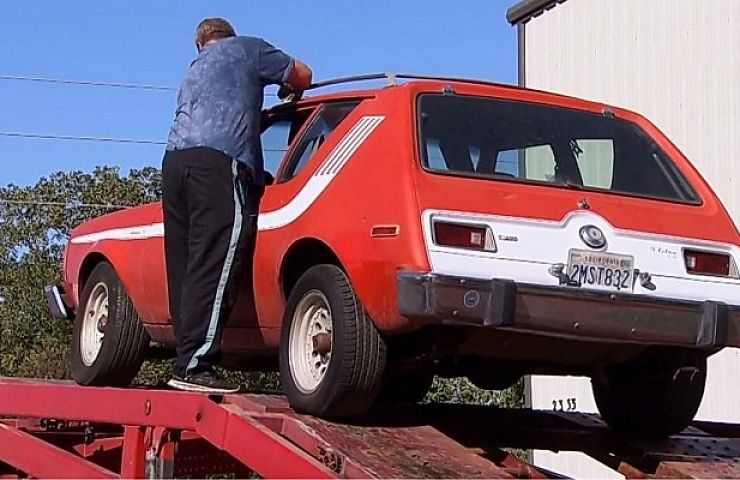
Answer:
[525,0,740,220]
[521,1,740,476]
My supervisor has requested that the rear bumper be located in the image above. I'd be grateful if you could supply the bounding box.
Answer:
[44,285,73,320]
[397,272,740,349]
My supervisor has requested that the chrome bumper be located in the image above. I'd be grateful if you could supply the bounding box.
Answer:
[397,272,740,349]
[44,285,72,320]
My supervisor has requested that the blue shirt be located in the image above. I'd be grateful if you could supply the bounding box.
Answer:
[166,36,294,185]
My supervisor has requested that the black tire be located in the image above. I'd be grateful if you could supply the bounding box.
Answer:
[71,262,149,386]
[378,369,435,404]
[592,356,707,438]
[279,264,387,417]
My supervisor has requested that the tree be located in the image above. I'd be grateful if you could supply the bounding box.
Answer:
[0,165,279,390]
[0,166,161,378]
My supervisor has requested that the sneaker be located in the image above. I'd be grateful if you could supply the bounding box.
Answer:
[167,370,240,394]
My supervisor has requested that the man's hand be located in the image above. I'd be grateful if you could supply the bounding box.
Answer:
[277,84,301,102]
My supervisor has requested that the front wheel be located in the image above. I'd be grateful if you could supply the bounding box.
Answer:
[71,262,149,386]
[279,264,387,417]
[592,356,707,438]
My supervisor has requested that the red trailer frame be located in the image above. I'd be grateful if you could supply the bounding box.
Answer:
[2,376,740,479]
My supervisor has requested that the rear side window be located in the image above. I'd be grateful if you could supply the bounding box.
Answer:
[418,94,699,203]
[279,102,359,181]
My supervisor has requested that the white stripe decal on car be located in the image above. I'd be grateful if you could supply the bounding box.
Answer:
[259,115,384,230]
[68,115,385,244]
[70,223,164,244]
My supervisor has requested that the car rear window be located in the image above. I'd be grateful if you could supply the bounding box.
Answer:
[417,94,700,204]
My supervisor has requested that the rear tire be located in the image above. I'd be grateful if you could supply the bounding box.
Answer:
[71,262,149,386]
[279,264,387,417]
[592,356,707,438]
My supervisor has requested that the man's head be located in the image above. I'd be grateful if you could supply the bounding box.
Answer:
[195,18,236,52]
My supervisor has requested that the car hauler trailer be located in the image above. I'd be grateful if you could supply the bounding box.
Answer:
[2,377,740,479]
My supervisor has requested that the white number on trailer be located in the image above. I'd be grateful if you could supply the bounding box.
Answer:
[527,375,624,479]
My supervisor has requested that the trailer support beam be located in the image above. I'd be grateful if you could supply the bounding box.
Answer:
[121,426,146,479]
[0,423,118,479]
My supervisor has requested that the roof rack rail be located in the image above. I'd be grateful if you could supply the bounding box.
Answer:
[306,72,515,92]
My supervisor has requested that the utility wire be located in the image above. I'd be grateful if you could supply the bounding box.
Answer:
[0,74,176,91]
[0,131,166,145]
[0,74,278,96]
[0,131,288,152]
[0,199,131,209]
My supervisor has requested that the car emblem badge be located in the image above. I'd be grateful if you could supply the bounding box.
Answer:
[463,290,480,309]
[579,225,606,249]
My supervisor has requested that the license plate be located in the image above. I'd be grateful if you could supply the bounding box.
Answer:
[567,249,634,291]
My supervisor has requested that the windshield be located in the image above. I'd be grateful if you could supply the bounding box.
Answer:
[417,94,700,204]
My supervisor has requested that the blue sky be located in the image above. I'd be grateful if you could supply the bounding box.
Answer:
[0,1,518,187]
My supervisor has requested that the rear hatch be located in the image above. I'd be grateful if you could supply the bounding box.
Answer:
[413,92,740,304]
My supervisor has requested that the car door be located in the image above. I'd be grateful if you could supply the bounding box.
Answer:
[253,101,362,331]
[222,104,319,331]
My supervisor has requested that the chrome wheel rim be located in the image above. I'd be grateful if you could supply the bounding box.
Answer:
[80,282,108,366]
[289,290,333,394]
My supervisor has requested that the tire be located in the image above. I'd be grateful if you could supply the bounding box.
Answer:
[378,369,434,404]
[591,356,707,438]
[279,264,387,417]
[71,262,149,386]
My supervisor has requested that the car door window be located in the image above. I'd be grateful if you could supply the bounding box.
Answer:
[262,120,292,176]
[279,102,359,182]
[261,109,313,181]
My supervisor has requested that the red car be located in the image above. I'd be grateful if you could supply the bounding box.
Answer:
[48,74,740,436]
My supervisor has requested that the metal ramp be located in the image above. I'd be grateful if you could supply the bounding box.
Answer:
[1,377,739,478]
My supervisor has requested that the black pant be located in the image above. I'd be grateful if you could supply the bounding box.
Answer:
[162,147,260,378]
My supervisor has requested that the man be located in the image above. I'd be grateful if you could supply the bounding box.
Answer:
[162,18,312,393]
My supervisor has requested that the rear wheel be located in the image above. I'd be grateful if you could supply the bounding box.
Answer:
[592,356,707,438]
[279,264,387,417]
[71,262,149,386]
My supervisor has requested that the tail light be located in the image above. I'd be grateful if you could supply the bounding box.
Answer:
[432,220,496,252]
[684,249,734,277]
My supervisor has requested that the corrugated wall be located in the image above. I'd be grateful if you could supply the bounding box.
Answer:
[525,0,740,221]
[522,0,740,476]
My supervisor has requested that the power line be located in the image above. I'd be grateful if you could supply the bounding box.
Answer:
[0,131,166,145]
[0,199,131,209]
[0,74,279,96]
[0,130,288,152]
[0,74,176,91]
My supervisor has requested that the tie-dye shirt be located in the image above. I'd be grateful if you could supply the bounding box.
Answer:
[166,36,294,185]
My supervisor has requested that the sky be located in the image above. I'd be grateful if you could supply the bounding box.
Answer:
[0,1,518,187]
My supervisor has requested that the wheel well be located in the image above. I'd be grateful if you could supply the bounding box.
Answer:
[281,239,342,298]
[78,253,110,288]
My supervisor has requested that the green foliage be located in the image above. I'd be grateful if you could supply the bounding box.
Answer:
[426,376,525,409]
[0,166,161,378]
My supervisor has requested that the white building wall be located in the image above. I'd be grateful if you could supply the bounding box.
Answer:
[524,0,740,221]
[521,0,740,477]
